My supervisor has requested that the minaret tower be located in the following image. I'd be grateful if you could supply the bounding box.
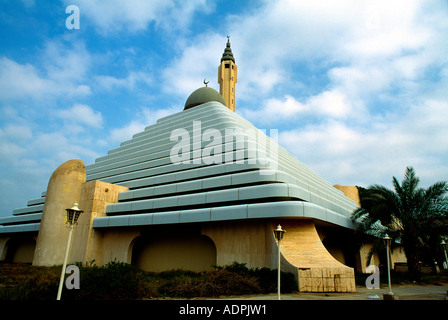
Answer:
[218,36,237,112]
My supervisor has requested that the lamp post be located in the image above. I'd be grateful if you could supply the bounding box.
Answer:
[274,224,286,300]
[383,234,394,299]
[441,240,448,270]
[56,202,83,300]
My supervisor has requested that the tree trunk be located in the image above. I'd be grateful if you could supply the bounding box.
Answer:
[403,240,421,281]
[405,253,421,280]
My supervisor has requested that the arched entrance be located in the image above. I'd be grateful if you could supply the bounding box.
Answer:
[4,237,36,263]
[131,234,216,272]
[317,225,357,268]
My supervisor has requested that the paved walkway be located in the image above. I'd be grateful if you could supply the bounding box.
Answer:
[221,283,448,300]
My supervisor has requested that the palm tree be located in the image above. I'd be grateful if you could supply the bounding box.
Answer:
[351,167,448,280]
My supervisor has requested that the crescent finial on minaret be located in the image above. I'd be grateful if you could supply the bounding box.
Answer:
[203,79,209,87]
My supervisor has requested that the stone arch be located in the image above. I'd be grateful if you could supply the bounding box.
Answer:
[4,237,36,263]
[316,225,357,269]
[131,233,216,272]
[322,236,347,265]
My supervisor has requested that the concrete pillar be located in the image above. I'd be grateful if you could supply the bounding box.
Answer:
[33,159,85,266]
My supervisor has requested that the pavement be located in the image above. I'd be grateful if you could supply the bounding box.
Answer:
[220,283,448,300]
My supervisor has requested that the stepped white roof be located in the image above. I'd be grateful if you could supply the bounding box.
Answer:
[0,101,358,233]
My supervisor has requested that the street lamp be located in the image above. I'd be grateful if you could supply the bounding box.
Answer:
[274,224,286,300]
[57,202,83,300]
[383,234,394,299]
[441,240,448,270]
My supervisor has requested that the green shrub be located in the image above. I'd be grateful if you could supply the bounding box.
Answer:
[65,261,150,300]
[158,268,262,298]
[157,262,297,298]
[6,266,60,300]
[216,262,297,294]
[251,267,297,293]
[1,261,297,300]
[218,261,250,274]
[204,268,262,296]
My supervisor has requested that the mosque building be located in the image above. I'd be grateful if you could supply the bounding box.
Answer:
[0,39,406,292]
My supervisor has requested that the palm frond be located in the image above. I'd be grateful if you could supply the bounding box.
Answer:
[402,166,420,196]
[351,166,448,277]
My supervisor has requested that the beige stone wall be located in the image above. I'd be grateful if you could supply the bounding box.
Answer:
[391,245,407,267]
[203,219,356,292]
[9,238,36,263]
[333,184,360,206]
[99,229,140,265]
[358,242,408,273]
[71,180,129,265]
[33,159,86,266]
[358,243,381,272]
[202,220,276,270]
[29,158,130,267]
[108,221,277,273]
[133,234,216,272]
[277,220,356,292]
[0,236,36,263]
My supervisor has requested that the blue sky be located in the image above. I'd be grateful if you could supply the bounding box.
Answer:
[1,0,447,217]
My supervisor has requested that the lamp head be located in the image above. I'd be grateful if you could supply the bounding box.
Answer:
[384,234,392,246]
[274,224,286,241]
[65,202,83,225]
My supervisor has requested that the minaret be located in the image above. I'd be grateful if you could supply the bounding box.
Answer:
[218,36,237,112]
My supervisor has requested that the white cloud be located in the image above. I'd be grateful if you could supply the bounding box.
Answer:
[162,33,224,97]
[266,95,306,118]
[108,106,181,144]
[230,0,448,190]
[162,1,423,98]
[0,58,53,101]
[95,71,153,91]
[278,98,448,188]
[0,139,27,160]
[226,0,447,99]
[56,104,103,128]
[157,0,447,113]
[41,40,91,82]
[240,89,354,125]
[0,39,92,102]
[1,124,33,141]
[307,90,353,118]
[19,0,35,8]
[69,0,210,34]
[109,121,145,146]
[0,104,103,169]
